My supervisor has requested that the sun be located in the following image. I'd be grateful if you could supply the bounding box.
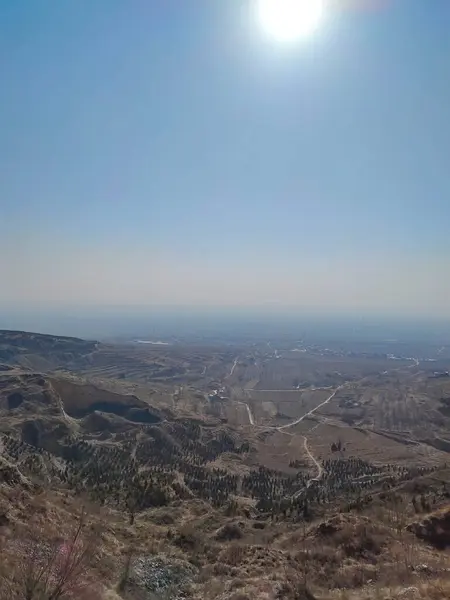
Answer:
[257,0,325,42]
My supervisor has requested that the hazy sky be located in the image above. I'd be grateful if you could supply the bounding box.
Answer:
[1,0,450,318]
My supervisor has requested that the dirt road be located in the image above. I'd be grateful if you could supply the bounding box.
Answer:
[237,401,255,425]
[226,357,238,379]
[276,385,343,431]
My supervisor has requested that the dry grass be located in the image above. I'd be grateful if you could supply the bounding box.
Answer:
[329,577,450,600]
[0,506,102,599]
[1,468,450,600]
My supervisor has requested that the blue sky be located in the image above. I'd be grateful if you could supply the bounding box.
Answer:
[1,0,449,317]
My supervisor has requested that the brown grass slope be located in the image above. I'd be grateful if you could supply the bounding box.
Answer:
[1,472,450,599]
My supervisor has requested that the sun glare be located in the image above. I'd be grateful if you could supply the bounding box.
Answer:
[258,0,325,42]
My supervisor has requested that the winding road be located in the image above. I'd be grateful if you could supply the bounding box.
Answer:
[276,385,344,431]
[237,401,255,425]
[226,356,255,426]
[302,421,323,483]
[303,435,321,478]
[273,388,342,486]
[226,357,238,379]
[275,357,419,487]
[271,355,418,433]
[226,355,420,488]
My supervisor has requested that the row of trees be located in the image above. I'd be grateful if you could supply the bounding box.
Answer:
[0,426,441,525]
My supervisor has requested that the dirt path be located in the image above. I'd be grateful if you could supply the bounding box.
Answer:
[237,401,255,425]
[303,436,321,478]
[302,420,323,481]
[233,357,421,481]
[276,385,344,431]
[226,357,238,379]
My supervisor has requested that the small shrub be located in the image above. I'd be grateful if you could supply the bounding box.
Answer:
[221,544,246,567]
[213,562,230,576]
[150,510,175,525]
[1,508,99,599]
[215,522,244,542]
[277,581,317,600]
[174,525,201,551]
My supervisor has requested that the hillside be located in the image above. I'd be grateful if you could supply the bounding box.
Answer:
[0,330,450,599]
[0,330,99,371]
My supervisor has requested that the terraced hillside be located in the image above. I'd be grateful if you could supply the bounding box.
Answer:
[0,329,98,371]
[0,330,238,386]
